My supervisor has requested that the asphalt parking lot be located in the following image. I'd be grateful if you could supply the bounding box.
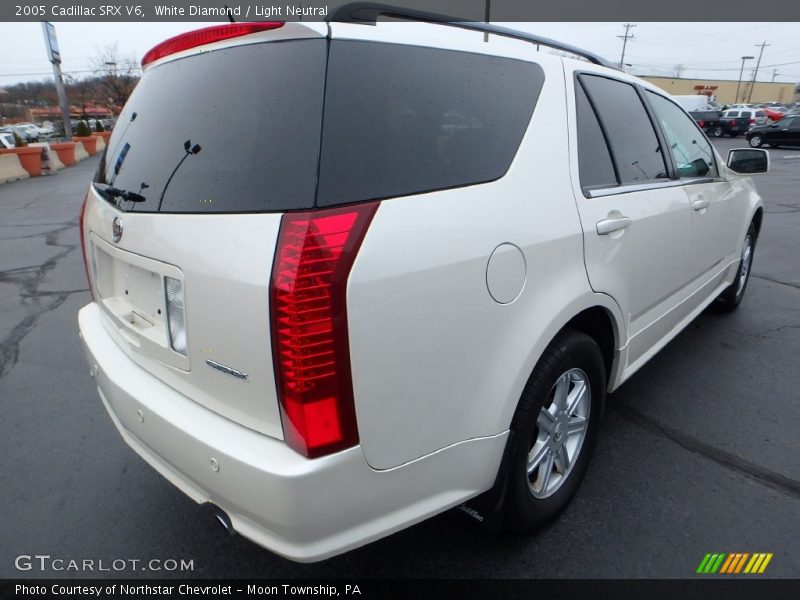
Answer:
[0,139,798,579]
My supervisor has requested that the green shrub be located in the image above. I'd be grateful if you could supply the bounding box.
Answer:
[75,120,91,137]
[95,120,105,132]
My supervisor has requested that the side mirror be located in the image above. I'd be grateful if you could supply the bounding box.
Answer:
[727,148,769,175]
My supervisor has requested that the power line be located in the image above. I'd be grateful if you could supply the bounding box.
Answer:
[0,66,142,79]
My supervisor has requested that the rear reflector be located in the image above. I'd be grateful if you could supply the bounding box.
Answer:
[165,276,188,356]
[270,203,378,458]
[142,22,285,67]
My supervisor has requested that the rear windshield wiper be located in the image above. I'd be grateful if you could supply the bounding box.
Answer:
[92,182,147,204]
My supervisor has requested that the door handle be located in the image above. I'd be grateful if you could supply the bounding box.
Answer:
[692,199,710,211]
[596,216,631,235]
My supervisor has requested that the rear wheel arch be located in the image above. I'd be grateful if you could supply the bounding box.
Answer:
[752,207,764,242]
[562,306,619,385]
[461,302,622,527]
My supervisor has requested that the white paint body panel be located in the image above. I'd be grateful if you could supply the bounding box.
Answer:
[80,303,505,562]
[347,57,597,469]
[83,188,285,439]
[561,60,763,384]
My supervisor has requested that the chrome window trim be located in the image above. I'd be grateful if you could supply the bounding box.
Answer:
[586,177,717,198]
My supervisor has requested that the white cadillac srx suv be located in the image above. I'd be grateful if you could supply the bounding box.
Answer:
[77,8,768,562]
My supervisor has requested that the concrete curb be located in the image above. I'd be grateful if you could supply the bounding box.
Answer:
[30,142,65,174]
[0,153,31,184]
[74,141,90,162]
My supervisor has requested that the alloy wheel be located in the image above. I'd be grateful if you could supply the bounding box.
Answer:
[527,368,591,499]
[737,234,753,297]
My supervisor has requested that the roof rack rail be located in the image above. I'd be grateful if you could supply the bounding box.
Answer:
[329,2,616,69]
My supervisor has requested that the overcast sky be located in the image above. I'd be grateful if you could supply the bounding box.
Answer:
[1,21,799,86]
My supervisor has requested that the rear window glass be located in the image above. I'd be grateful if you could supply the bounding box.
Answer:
[97,40,326,213]
[317,41,544,206]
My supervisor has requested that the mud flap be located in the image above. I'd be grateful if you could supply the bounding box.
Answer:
[456,432,515,532]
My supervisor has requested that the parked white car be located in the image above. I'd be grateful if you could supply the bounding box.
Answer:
[10,122,42,142]
[37,122,55,138]
[0,131,15,149]
[77,14,767,562]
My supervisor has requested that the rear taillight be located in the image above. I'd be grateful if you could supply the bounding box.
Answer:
[731,119,737,126]
[270,203,378,458]
[79,192,94,300]
[698,120,705,128]
[142,22,285,67]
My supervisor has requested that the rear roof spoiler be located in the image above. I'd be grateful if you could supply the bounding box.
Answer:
[329,2,617,69]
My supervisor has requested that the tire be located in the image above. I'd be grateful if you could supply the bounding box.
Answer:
[749,135,763,148]
[505,329,606,533]
[716,223,756,312]
[712,126,723,138]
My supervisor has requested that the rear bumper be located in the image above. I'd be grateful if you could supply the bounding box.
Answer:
[78,303,507,562]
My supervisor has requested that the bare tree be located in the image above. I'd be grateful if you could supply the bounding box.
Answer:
[90,43,140,108]
[63,74,95,119]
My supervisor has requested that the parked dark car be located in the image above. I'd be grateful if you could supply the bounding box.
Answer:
[712,109,764,137]
[747,116,800,148]
[689,109,722,135]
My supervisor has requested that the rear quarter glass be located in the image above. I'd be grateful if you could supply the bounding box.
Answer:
[317,41,545,206]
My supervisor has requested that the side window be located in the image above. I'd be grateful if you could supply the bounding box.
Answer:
[575,81,617,190]
[727,111,739,117]
[646,91,719,179]
[742,111,752,119]
[580,75,667,184]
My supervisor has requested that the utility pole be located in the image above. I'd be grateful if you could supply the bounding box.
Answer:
[771,68,779,82]
[483,0,490,43]
[747,41,770,103]
[617,23,636,69]
[735,56,754,104]
[40,22,72,139]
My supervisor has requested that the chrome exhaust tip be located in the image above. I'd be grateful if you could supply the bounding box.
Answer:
[205,503,236,538]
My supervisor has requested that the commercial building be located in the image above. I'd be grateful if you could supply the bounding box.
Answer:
[641,76,799,105]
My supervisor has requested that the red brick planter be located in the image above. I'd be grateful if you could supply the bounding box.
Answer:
[73,135,98,155]
[0,147,44,177]
[50,142,77,166]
